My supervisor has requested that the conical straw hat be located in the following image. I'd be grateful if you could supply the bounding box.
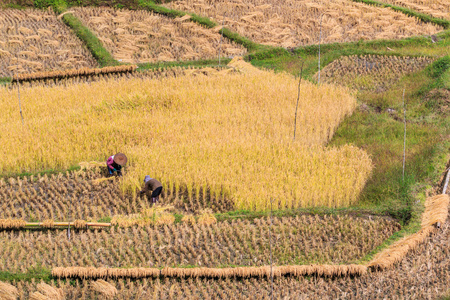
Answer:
[113,153,127,166]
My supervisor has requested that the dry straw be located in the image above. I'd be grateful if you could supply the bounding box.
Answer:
[72,7,245,63]
[12,65,137,82]
[181,214,196,225]
[0,219,26,229]
[29,282,64,300]
[380,0,450,20]
[0,8,96,77]
[369,194,449,270]
[197,209,217,225]
[111,206,175,227]
[91,280,117,299]
[165,0,442,48]
[52,264,367,279]
[0,281,18,300]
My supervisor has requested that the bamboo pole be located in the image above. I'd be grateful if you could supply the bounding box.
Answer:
[24,222,111,228]
[293,61,304,141]
[402,88,406,181]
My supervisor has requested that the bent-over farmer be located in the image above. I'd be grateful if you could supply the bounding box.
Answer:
[140,175,163,204]
[106,153,127,177]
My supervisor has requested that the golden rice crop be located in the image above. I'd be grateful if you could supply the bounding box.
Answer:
[197,209,217,225]
[0,8,96,77]
[0,59,372,211]
[317,54,434,92]
[72,7,245,63]
[381,0,450,20]
[164,0,442,48]
[0,215,399,272]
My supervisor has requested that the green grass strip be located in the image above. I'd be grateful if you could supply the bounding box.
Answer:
[137,58,232,70]
[0,77,12,86]
[0,268,52,283]
[351,0,450,29]
[56,10,119,67]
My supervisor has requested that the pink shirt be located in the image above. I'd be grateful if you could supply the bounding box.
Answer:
[107,155,115,170]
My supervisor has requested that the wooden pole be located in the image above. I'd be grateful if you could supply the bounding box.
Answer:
[219,13,226,66]
[25,222,111,228]
[318,13,324,85]
[402,89,406,181]
[293,61,304,141]
[438,167,450,228]
[269,199,274,300]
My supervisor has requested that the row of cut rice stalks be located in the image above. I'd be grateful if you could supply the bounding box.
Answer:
[52,264,367,279]
[50,192,449,279]
[0,219,110,229]
[12,65,137,83]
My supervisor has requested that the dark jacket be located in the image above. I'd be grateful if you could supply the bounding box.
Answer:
[142,178,162,193]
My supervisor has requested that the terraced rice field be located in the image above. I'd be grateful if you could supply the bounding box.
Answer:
[2,210,447,299]
[0,211,444,300]
[0,169,233,220]
[0,9,96,77]
[164,0,442,48]
[381,0,450,20]
[0,214,400,272]
[72,7,245,63]
[318,55,434,92]
[0,60,372,211]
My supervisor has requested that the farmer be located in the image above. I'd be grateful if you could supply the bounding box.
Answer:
[106,153,127,177]
[139,175,163,205]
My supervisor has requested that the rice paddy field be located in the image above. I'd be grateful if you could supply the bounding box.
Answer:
[317,55,434,92]
[0,206,447,299]
[0,9,97,77]
[0,0,449,299]
[0,215,400,272]
[72,7,246,63]
[0,59,372,211]
[164,0,443,47]
[381,0,450,20]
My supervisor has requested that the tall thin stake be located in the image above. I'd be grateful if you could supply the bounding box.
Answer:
[17,83,24,124]
[402,88,406,181]
[68,193,72,241]
[293,61,304,141]
[219,13,226,65]
[318,13,324,84]
[13,51,24,125]
[269,199,274,300]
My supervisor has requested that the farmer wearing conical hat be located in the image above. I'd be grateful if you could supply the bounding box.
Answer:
[139,175,163,205]
[106,153,127,177]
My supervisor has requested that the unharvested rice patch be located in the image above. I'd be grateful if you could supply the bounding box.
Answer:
[0,9,97,77]
[0,60,371,211]
[164,0,442,47]
[72,7,246,63]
